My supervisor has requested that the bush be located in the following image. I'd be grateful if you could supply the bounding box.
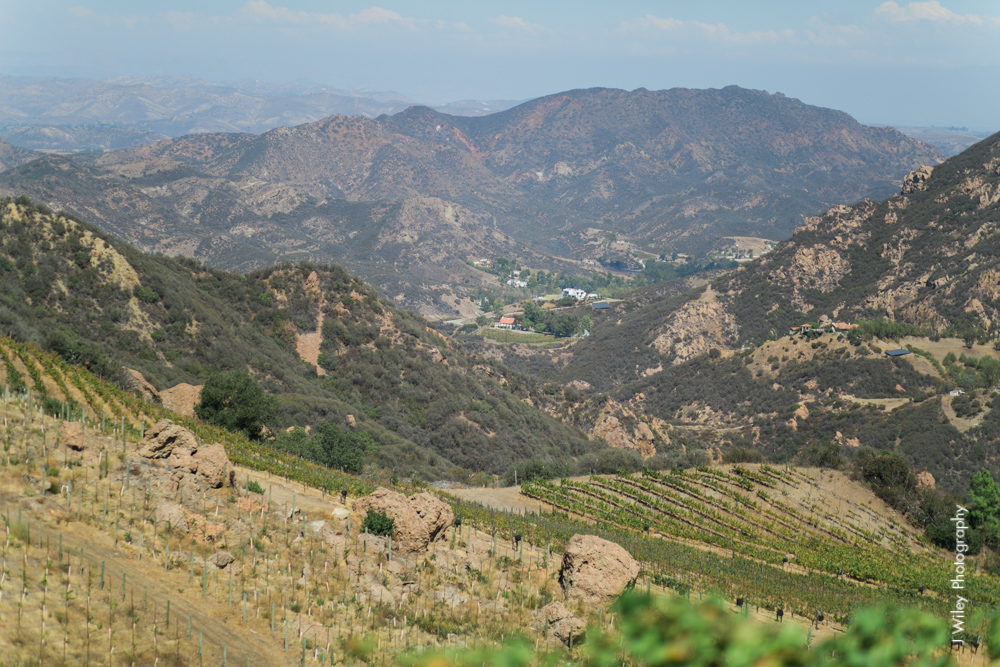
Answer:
[246,479,264,494]
[362,509,394,536]
[194,369,278,441]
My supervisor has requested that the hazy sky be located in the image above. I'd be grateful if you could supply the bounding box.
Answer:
[3,1,998,128]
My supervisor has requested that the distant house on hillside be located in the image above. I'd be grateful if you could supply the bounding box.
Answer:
[832,322,857,331]
[885,349,911,357]
[495,316,516,330]
[591,301,610,310]
[506,278,528,288]
[562,288,587,301]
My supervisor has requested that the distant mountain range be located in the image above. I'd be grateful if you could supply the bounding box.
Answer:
[0,84,943,317]
[0,75,523,151]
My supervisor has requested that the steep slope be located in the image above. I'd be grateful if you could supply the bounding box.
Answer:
[0,198,598,477]
[717,131,1000,345]
[520,132,1000,492]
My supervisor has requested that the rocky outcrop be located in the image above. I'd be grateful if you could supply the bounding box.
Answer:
[652,288,737,364]
[209,550,235,569]
[559,534,640,606]
[138,419,231,491]
[536,601,586,646]
[124,368,161,404]
[352,488,455,553]
[160,383,203,418]
[352,488,430,553]
[153,501,188,533]
[592,402,659,459]
[902,165,934,194]
[916,471,936,489]
[61,422,86,451]
[408,492,454,541]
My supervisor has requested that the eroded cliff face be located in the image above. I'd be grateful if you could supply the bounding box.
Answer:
[651,287,738,364]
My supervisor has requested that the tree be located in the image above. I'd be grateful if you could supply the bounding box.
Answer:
[581,315,592,333]
[964,329,977,349]
[314,423,372,474]
[968,468,1000,546]
[475,314,490,328]
[195,369,277,440]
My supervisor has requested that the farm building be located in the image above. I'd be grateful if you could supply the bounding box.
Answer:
[885,349,911,357]
[495,316,516,330]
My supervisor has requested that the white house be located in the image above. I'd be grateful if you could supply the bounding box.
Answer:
[506,279,528,288]
[562,288,587,301]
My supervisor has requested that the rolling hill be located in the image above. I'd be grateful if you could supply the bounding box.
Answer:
[0,197,598,478]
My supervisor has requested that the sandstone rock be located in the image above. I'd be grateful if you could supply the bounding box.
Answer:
[366,583,396,606]
[62,422,86,451]
[153,501,188,534]
[304,520,326,538]
[192,443,229,489]
[124,368,161,404]
[408,492,454,542]
[916,471,936,489]
[902,165,934,195]
[139,420,200,459]
[537,601,586,646]
[345,414,356,427]
[160,383,203,419]
[209,551,234,569]
[433,586,468,608]
[330,507,350,520]
[559,534,640,606]
[353,488,430,553]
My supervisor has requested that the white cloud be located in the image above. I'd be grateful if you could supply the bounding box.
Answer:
[491,15,553,37]
[621,15,796,45]
[874,1,993,25]
[68,6,95,19]
[238,2,418,31]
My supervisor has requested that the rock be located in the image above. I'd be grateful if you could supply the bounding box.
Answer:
[330,507,350,520]
[352,488,429,553]
[345,414,356,427]
[209,551,234,569]
[902,165,934,194]
[537,601,586,646]
[916,471,936,489]
[160,383,203,419]
[124,368,161,404]
[305,520,326,538]
[139,420,200,459]
[153,501,188,534]
[408,492,454,542]
[192,443,230,489]
[433,586,468,609]
[367,583,396,606]
[559,534,640,606]
[61,422,86,451]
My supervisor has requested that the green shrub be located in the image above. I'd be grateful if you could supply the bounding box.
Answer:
[246,479,264,495]
[362,509,394,536]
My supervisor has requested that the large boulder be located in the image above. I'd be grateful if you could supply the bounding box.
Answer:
[139,420,200,459]
[408,492,454,542]
[559,534,640,606]
[352,488,430,553]
[61,422,86,451]
[139,420,231,490]
[537,601,586,646]
[124,368,162,404]
[193,443,229,489]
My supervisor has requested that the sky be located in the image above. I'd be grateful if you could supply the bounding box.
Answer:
[2,1,998,129]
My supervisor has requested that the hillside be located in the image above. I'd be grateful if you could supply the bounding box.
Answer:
[1,364,984,664]
[468,133,1000,493]
[0,199,598,478]
[0,86,942,317]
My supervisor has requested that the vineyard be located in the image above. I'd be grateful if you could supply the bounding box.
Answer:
[521,466,1000,624]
